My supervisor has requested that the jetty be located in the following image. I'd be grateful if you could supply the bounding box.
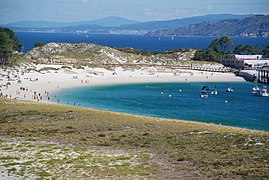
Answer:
[258,66,269,84]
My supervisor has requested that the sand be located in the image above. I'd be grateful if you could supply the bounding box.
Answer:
[0,64,245,103]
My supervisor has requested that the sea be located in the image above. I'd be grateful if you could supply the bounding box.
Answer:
[51,82,269,132]
[16,32,269,131]
[16,32,269,52]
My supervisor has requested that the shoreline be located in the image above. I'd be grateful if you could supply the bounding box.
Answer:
[1,65,263,132]
[1,97,268,135]
[2,65,259,131]
[0,65,245,102]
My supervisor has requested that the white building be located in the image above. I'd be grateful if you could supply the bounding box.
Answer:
[220,54,269,69]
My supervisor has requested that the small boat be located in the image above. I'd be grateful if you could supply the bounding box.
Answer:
[200,91,208,98]
[252,85,260,94]
[211,89,218,95]
[260,86,269,97]
[226,87,233,92]
[211,86,218,95]
[202,86,209,91]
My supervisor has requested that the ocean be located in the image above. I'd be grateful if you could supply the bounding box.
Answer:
[16,32,269,52]
[51,82,269,131]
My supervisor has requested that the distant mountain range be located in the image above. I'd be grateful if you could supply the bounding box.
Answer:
[3,16,139,28]
[119,14,252,30]
[1,14,268,38]
[148,15,269,38]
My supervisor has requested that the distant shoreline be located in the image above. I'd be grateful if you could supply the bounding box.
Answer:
[15,32,269,52]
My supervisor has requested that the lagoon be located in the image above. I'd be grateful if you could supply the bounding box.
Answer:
[51,82,269,131]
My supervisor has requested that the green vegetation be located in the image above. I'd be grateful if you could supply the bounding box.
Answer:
[61,65,72,69]
[193,36,268,61]
[117,47,192,56]
[23,42,197,69]
[0,99,268,179]
[218,36,234,52]
[0,28,22,66]
[0,138,154,179]
[38,67,59,72]
[193,36,234,61]
[233,44,260,55]
[34,41,45,47]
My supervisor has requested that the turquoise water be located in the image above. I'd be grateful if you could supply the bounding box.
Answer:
[51,82,269,131]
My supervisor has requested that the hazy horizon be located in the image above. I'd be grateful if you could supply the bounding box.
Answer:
[2,13,265,24]
[1,0,268,24]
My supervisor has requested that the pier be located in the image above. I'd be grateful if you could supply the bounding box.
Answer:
[258,66,269,84]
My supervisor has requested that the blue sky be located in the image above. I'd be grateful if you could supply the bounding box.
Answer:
[0,0,268,23]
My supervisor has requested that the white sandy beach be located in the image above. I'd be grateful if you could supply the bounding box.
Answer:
[0,64,245,104]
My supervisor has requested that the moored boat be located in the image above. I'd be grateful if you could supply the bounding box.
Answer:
[226,87,233,92]
[252,85,260,94]
[202,86,209,91]
[200,90,208,98]
[260,86,268,97]
[211,86,218,95]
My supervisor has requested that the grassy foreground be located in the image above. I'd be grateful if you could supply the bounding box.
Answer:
[0,99,268,179]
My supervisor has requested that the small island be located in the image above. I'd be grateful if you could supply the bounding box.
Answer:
[0,28,269,179]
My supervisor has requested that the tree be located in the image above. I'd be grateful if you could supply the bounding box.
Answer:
[0,32,12,66]
[244,45,260,55]
[193,48,219,61]
[193,49,206,60]
[0,28,22,52]
[0,28,22,66]
[205,48,219,61]
[233,44,244,54]
[208,39,220,52]
[34,42,45,47]
[218,36,234,52]
[233,44,260,55]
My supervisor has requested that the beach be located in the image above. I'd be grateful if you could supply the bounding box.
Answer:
[0,64,245,103]
[1,65,269,179]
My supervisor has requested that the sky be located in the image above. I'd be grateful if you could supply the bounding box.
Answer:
[0,0,269,23]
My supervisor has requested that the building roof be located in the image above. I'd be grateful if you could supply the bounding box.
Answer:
[234,55,262,60]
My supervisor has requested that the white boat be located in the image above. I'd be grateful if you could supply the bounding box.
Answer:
[211,89,218,95]
[211,86,218,95]
[260,86,269,97]
[252,85,260,94]
[200,91,208,98]
[226,88,233,92]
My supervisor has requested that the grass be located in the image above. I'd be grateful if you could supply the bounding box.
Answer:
[0,136,155,179]
[0,98,268,179]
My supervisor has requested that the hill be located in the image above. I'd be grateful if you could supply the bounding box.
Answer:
[119,14,252,31]
[3,14,253,35]
[2,16,139,28]
[148,15,269,38]
[25,42,196,67]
